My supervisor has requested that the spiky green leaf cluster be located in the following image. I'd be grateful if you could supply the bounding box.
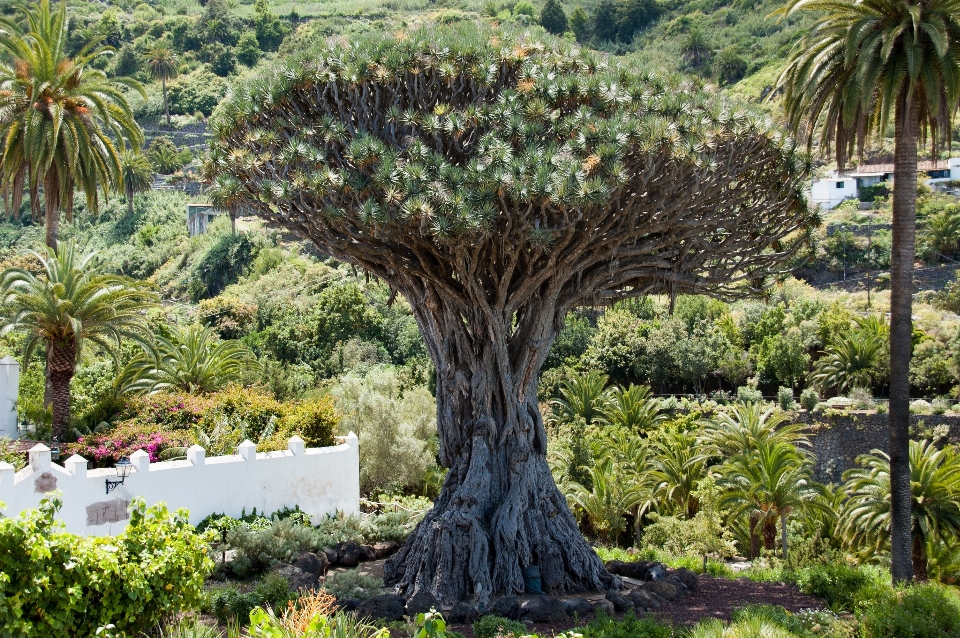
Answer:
[209,23,812,300]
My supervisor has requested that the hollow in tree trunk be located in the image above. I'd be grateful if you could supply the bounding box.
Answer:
[384,304,615,604]
[889,89,917,584]
[46,339,76,441]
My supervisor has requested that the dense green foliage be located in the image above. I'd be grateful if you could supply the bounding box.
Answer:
[0,494,212,637]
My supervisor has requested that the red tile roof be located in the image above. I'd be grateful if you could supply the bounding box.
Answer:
[847,160,950,176]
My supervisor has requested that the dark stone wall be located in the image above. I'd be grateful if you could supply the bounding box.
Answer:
[792,411,960,483]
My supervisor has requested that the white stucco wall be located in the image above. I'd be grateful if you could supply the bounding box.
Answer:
[0,356,19,439]
[811,177,857,209]
[0,433,359,536]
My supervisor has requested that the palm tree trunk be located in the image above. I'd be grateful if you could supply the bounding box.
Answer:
[47,339,77,441]
[762,518,777,551]
[162,76,170,126]
[127,185,134,216]
[912,533,928,581]
[889,90,917,585]
[780,510,788,561]
[749,511,761,559]
[44,170,59,251]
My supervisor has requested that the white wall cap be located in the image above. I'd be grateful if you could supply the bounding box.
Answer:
[238,440,257,461]
[288,436,305,456]
[187,445,206,466]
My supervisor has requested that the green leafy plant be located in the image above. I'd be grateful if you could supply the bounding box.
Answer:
[0,493,212,637]
[322,569,384,602]
[207,573,294,625]
[859,582,960,638]
[471,615,527,638]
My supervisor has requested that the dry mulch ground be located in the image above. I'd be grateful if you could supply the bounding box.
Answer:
[446,574,824,637]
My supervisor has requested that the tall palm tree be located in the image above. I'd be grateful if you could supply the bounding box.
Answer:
[0,0,144,250]
[118,151,153,216]
[568,459,645,543]
[116,324,258,395]
[840,440,960,580]
[0,242,157,439]
[776,0,960,581]
[147,45,179,127]
[720,439,830,559]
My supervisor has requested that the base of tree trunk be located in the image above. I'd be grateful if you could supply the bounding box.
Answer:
[384,443,616,605]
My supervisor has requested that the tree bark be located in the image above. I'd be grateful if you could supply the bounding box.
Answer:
[762,518,777,551]
[780,510,788,561]
[127,186,135,217]
[749,512,762,559]
[384,303,615,605]
[889,90,917,585]
[46,339,76,441]
[163,76,170,127]
[912,533,928,581]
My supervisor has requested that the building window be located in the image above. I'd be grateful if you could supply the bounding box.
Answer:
[836,181,845,188]
[928,170,949,179]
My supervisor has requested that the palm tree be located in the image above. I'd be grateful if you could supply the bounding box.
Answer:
[649,430,708,519]
[0,0,144,250]
[680,28,711,67]
[0,242,157,439]
[599,383,666,433]
[840,440,960,580]
[549,370,610,427]
[568,459,645,543]
[699,402,809,457]
[720,439,830,559]
[118,151,153,216]
[921,206,960,260]
[147,45,179,126]
[117,324,258,395]
[809,331,884,394]
[776,0,960,583]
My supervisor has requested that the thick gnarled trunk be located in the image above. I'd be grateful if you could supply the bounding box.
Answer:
[889,91,916,584]
[384,303,614,604]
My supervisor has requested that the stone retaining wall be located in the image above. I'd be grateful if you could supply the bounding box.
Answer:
[793,411,960,482]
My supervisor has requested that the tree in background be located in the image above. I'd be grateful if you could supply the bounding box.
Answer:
[714,47,747,85]
[236,31,261,67]
[569,7,591,41]
[147,45,179,126]
[540,0,568,35]
[254,0,290,52]
[0,0,143,250]
[208,25,812,603]
[592,0,618,41]
[119,151,153,217]
[0,242,157,439]
[777,0,960,584]
[681,28,711,68]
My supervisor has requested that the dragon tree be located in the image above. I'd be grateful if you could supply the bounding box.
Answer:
[207,24,814,604]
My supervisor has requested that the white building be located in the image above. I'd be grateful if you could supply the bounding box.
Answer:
[810,158,960,209]
[0,356,19,439]
[187,203,228,237]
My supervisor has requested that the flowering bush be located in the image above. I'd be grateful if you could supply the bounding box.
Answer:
[67,422,191,467]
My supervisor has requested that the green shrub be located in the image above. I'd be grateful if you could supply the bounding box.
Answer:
[859,583,960,638]
[0,437,25,470]
[282,396,338,448]
[472,615,527,638]
[189,233,257,302]
[736,385,763,403]
[791,564,883,613]
[799,387,819,411]
[777,386,795,410]
[732,604,856,638]
[226,518,322,578]
[576,611,673,638]
[0,494,212,637]
[322,569,384,601]
[206,572,294,625]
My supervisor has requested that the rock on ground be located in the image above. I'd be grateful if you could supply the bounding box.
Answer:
[671,567,699,592]
[373,541,400,559]
[605,590,634,612]
[640,579,679,601]
[487,595,522,620]
[357,594,407,622]
[406,590,441,615]
[520,596,568,623]
[564,597,593,618]
[293,551,328,577]
[591,599,616,616]
[334,597,362,612]
[447,602,479,624]
[629,588,667,610]
[272,564,319,591]
[334,541,361,567]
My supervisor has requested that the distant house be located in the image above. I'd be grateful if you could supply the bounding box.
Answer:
[187,203,228,236]
[810,157,960,209]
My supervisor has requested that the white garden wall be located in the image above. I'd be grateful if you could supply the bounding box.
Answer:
[0,433,359,536]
